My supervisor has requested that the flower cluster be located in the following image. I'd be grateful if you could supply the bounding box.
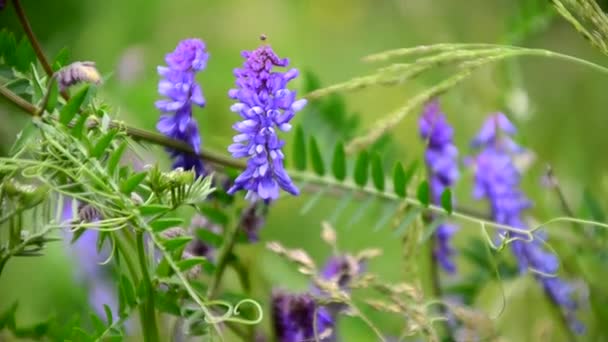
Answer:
[419,101,460,273]
[156,39,208,176]
[469,113,583,333]
[227,44,307,202]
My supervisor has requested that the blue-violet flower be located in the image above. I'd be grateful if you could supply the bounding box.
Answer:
[419,101,460,273]
[469,113,583,333]
[227,44,306,202]
[156,39,208,176]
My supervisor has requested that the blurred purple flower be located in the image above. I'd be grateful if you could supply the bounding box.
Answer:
[156,39,208,176]
[186,214,222,260]
[419,101,460,273]
[271,290,334,342]
[469,113,583,333]
[227,43,306,202]
[238,201,267,242]
[62,198,118,321]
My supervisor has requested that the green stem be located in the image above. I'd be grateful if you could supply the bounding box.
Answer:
[0,85,603,238]
[428,233,453,341]
[136,230,160,342]
[207,223,240,299]
[114,231,149,340]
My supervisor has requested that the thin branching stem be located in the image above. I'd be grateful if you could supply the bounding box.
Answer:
[207,222,241,299]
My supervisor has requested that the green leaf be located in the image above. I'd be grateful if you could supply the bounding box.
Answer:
[353,151,369,187]
[177,257,210,271]
[303,70,322,93]
[403,161,419,189]
[52,47,70,71]
[441,188,453,215]
[14,37,35,72]
[309,136,325,176]
[331,142,346,181]
[416,180,430,207]
[10,121,38,155]
[107,141,128,176]
[392,162,406,197]
[199,206,229,226]
[371,153,385,191]
[2,31,17,66]
[90,129,118,159]
[90,313,105,334]
[119,275,136,307]
[150,218,184,233]
[194,229,224,248]
[161,236,193,252]
[70,113,88,139]
[293,126,307,171]
[139,204,171,216]
[120,171,147,194]
[59,85,89,125]
[45,81,59,113]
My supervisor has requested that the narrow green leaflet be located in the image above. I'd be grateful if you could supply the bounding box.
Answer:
[331,142,346,181]
[177,257,210,271]
[309,136,325,176]
[150,218,184,233]
[90,129,118,159]
[119,275,137,308]
[194,229,224,248]
[392,162,406,197]
[199,206,229,226]
[161,236,193,252]
[441,188,453,215]
[52,47,70,71]
[354,151,369,187]
[119,171,147,194]
[14,37,36,72]
[139,204,171,216]
[59,85,89,125]
[293,126,307,171]
[371,153,385,191]
[107,141,128,176]
[416,180,430,207]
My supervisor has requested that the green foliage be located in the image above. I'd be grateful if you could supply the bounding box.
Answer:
[353,150,369,187]
[309,136,325,176]
[331,142,346,181]
[293,125,307,171]
[441,188,453,215]
[416,180,430,207]
[59,85,89,124]
[370,153,385,191]
[150,218,184,233]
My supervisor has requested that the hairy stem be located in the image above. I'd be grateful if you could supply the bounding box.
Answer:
[136,230,160,342]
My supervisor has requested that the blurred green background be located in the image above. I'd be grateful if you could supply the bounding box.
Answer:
[2,0,608,341]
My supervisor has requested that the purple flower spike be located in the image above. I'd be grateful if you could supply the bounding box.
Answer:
[419,101,460,273]
[156,39,209,176]
[470,113,584,334]
[227,43,306,202]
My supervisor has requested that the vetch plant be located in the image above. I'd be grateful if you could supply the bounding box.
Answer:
[2,0,608,341]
